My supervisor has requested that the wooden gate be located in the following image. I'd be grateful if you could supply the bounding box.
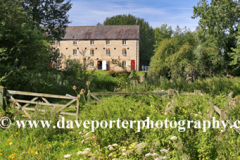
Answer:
[4,89,79,120]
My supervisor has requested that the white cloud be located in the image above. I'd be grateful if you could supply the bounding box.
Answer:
[68,0,199,31]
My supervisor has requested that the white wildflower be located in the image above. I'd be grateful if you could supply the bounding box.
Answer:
[160,149,169,153]
[152,153,158,157]
[79,132,82,134]
[84,148,91,153]
[170,136,177,141]
[112,143,118,146]
[77,151,84,155]
[122,152,127,156]
[145,153,152,157]
[121,149,126,152]
[109,146,115,151]
[64,154,71,159]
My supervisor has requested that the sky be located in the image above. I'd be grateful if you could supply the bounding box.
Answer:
[68,0,201,31]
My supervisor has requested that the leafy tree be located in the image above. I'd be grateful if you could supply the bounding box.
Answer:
[192,0,240,68]
[148,26,223,81]
[154,24,173,52]
[22,0,72,40]
[98,14,155,66]
[229,24,240,75]
[0,0,53,89]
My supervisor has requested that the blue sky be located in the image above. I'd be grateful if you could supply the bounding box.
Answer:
[68,0,200,31]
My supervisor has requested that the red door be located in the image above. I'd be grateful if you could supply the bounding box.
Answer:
[131,60,135,70]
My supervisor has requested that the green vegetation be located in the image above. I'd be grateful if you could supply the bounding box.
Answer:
[1,79,240,159]
[1,0,240,159]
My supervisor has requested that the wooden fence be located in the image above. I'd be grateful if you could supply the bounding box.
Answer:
[1,85,239,132]
[0,86,80,120]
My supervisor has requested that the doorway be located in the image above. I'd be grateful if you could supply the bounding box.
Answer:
[131,60,135,71]
[97,61,102,70]
[106,61,110,70]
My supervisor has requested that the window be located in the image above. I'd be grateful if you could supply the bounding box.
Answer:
[56,59,61,69]
[73,41,77,45]
[122,40,126,45]
[56,41,60,46]
[90,40,94,45]
[106,40,110,45]
[90,49,94,56]
[90,61,94,68]
[122,48,127,56]
[106,49,110,56]
[73,49,77,55]
[56,49,62,57]
[122,61,126,68]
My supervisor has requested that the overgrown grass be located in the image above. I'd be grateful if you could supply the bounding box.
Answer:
[1,77,240,159]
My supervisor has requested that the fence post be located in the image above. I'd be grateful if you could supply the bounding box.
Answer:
[76,95,79,120]
[194,90,201,95]
[88,90,90,105]
[0,86,6,114]
[168,89,175,96]
[208,101,214,119]
[220,109,226,127]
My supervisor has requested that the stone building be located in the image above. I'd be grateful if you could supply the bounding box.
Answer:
[52,25,140,71]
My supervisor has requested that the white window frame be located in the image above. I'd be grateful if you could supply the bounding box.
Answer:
[90,40,94,45]
[56,59,61,69]
[90,49,94,56]
[56,49,62,57]
[56,41,60,46]
[73,49,77,55]
[90,61,94,68]
[106,40,111,45]
[106,49,110,56]
[122,40,126,45]
[73,41,77,45]
[122,48,127,56]
[122,61,126,68]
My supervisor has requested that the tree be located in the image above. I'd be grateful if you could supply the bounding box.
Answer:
[148,26,224,81]
[0,0,53,89]
[22,0,72,40]
[98,14,155,66]
[229,24,240,75]
[192,0,240,68]
[154,24,173,53]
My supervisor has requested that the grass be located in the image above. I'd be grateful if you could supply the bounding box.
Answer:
[1,77,240,159]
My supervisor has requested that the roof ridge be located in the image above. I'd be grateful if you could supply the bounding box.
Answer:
[64,25,140,40]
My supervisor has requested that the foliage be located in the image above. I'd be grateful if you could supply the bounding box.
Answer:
[154,24,173,53]
[1,84,240,159]
[148,26,224,81]
[22,0,72,41]
[229,23,240,75]
[98,14,155,66]
[192,0,240,67]
[0,0,56,90]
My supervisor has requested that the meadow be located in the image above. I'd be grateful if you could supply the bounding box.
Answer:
[1,72,240,160]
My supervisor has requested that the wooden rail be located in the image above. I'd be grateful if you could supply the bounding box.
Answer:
[3,85,239,135]
[1,87,79,120]
[8,90,74,100]
[209,101,240,133]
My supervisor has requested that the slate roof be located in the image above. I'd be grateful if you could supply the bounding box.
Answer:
[63,25,140,40]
